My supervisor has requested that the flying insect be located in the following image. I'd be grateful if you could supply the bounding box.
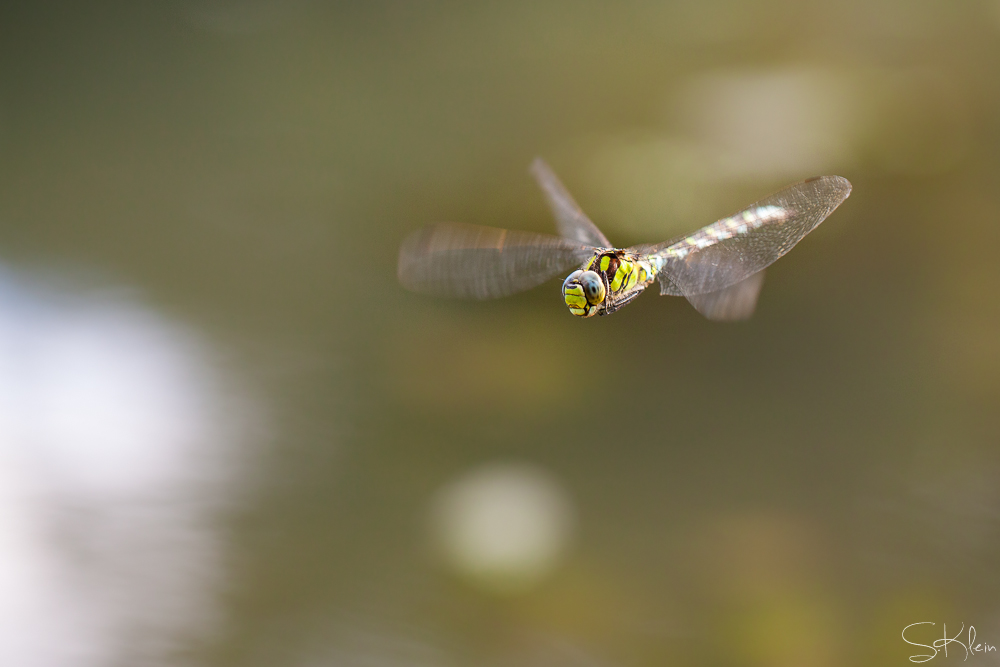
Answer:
[398,159,851,320]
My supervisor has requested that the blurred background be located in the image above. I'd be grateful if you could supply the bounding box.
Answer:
[1,1,999,666]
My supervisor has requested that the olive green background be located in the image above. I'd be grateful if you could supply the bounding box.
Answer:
[1,2,999,666]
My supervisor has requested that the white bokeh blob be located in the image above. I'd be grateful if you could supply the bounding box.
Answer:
[0,269,250,667]
[429,461,576,596]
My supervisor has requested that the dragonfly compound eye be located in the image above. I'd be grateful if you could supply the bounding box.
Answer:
[562,270,603,317]
[579,271,605,305]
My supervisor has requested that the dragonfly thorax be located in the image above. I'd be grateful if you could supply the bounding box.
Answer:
[562,250,658,318]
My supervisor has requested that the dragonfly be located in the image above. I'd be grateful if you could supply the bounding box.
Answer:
[398,159,851,320]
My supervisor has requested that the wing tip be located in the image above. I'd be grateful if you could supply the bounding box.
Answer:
[529,156,551,177]
[837,175,853,198]
[686,271,766,322]
[804,174,853,202]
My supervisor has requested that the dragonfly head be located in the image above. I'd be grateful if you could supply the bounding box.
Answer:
[562,270,606,317]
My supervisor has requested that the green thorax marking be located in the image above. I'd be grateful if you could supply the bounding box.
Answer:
[590,250,657,310]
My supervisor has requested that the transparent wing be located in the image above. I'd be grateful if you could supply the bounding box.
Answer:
[530,158,612,248]
[685,270,765,321]
[398,222,596,300]
[632,176,851,297]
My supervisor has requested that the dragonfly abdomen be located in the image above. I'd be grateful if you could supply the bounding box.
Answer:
[664,205,789,260]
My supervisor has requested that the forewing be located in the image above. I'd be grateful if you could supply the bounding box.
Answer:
[398,222,595,300]
[530,158,612,248]
[685,270,765,321]
[639,176,851,297]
